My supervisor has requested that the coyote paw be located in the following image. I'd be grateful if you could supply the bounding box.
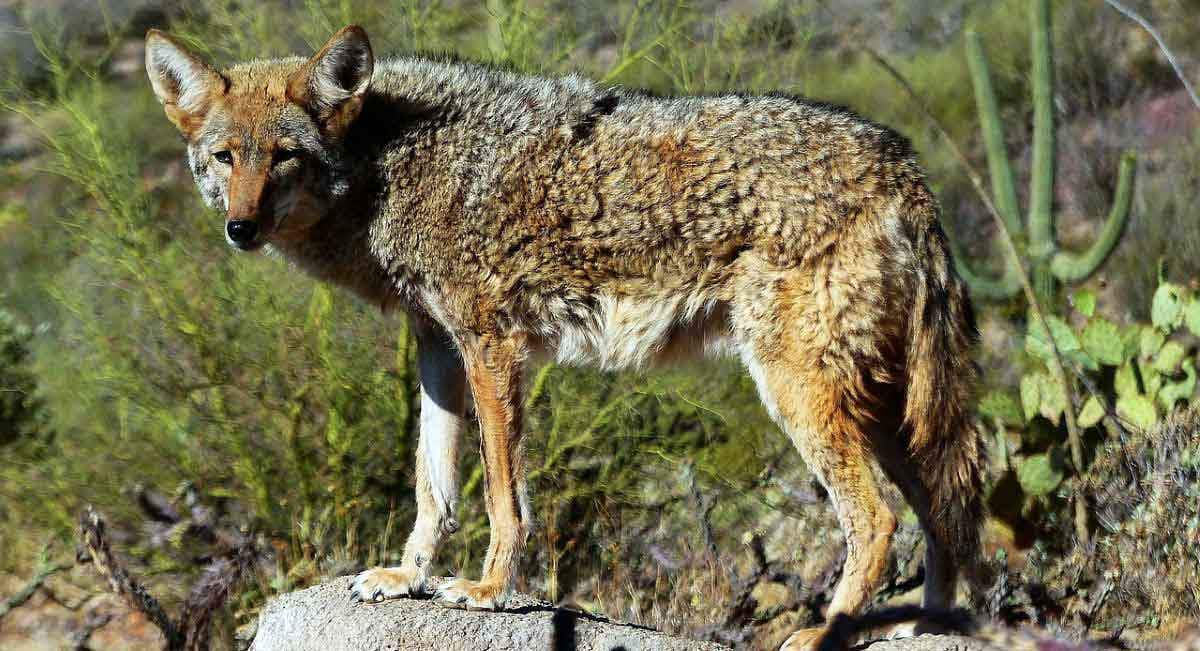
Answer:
[887,621,919,639]
[780,626,828,651]
[349,565,427,603]
[435,577,506,610]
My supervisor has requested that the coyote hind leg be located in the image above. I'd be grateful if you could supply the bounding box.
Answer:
[871,432,960,612]
[870,433,958,637]
[748,355,897,651]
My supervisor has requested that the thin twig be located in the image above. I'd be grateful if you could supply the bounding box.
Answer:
[0,548,72,621]
[77,507,182,648]
[1102,0,1200,111]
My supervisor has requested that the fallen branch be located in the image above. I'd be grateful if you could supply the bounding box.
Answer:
[0,545,72,622]
[76,505,257,651]
[77,506,182,648]
[70,607,115,651]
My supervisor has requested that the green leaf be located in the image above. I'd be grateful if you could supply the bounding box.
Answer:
[1154,341,1187,374]
[1068,349,1099,372]
[1140,358,1163,401]
[1019,372,1068,425]
[1078,396,1105,428]
[1017,452,1065,497]
[1114,361,1140,399]
[1026,315,1083,363]
[1080,318,1124,367]
[1039,374,1068,425]
[1140,326,1166,359]
[1186,298,1200,338]
[980,390,1024,426]
[1116,394,1158,430]
[1020,374,1042,423]
[307,285,334,328]
[325,408,344,449]
[1151,282,1187,332]
[1073,289,1096,317]
[1159,358,1197,410]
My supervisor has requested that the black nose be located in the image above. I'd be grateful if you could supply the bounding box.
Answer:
[226,220,259,248]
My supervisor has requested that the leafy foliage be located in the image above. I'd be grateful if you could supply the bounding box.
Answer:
[1004,406,1200,632]
[981,273,1200,541]
[0,309,46,448]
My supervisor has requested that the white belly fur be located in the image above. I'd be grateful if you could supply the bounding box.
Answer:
[538,293,734,371]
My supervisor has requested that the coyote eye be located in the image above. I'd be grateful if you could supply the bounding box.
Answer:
[212,150,233,165]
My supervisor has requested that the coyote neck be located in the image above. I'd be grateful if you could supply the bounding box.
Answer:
[268,88,453,316]
[268,169,408,313]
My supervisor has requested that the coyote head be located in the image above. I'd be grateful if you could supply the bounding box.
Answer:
[144,27,372,251]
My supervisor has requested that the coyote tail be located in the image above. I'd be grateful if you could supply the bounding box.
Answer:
[904,218,988,579]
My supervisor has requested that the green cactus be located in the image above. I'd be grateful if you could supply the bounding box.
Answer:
[956,0,1136,301]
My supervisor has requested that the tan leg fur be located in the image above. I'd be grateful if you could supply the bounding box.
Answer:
[435,332,530,609]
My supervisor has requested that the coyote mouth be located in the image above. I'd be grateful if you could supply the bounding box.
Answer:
[229,238,267,252]
[225,232,266,252]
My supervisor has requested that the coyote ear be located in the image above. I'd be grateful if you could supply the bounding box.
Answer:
[145,29,226,137]
[287,25,374,137]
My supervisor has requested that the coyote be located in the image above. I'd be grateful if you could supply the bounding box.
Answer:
[146,25,986,650]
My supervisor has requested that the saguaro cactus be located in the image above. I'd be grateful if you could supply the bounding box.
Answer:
[957,0,1136,301]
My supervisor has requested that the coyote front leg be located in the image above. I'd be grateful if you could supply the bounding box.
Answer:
[351,322,467,602]
[436,332,528,609]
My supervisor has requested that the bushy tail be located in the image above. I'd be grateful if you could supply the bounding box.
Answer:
[904,222,988,581]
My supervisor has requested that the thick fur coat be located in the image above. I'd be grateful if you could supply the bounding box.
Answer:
[145,25,986,651]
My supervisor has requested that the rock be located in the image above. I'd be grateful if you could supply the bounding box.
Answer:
[249,576,730,651]
[248,577,999,651]
[866,635,992,651]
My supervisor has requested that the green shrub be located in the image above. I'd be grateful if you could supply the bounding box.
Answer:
[1007,406,1200,633]
[0,308,45,448]
[980,270,1200,545]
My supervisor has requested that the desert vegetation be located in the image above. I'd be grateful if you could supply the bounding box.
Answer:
[0,1,1198,649]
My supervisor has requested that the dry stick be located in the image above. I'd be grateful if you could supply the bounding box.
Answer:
[1102,0,1200,112]
[77,506,252,651]
[0,552,71,621]
[78,507,183,649]
[860,46,1091,545]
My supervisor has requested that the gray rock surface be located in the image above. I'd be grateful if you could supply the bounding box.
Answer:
[249,576,729,651]
[863,635,991,651]
[249,577,995,651]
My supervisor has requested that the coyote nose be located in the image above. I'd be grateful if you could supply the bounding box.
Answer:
[226,220,259,249]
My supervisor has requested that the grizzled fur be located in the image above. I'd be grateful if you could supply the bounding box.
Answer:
[146,25,986,650]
